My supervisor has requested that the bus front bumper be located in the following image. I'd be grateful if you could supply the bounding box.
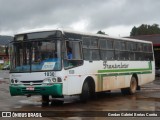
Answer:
[9,84,62,97]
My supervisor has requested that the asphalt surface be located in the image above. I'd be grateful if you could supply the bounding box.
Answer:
[0,70,160,120]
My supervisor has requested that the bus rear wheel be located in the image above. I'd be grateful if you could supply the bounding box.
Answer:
[80,81,90,103]
[121,76,137,95]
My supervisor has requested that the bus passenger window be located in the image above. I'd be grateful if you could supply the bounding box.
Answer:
[64,41,83,69]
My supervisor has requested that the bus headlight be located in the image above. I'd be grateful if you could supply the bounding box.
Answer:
[11,79,15,84]
[10,78,21,84]
[43,77,62,83]
[52,78,57,82]
[43,78,53,83]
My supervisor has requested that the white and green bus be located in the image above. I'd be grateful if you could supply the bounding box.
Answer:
[9,29,155,105]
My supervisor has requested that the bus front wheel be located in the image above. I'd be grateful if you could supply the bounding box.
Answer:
[80,81,90,103]
[41,95,49,106]
[121,76,137,95]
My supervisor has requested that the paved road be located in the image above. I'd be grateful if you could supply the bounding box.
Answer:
[0,70,160,120]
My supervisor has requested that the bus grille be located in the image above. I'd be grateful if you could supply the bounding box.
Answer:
[21,80,43,86]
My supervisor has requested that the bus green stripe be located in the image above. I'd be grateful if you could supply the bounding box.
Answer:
[98,62,152,73]
[98,68,150,73]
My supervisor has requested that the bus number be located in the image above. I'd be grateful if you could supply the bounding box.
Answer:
[44,72,55,76]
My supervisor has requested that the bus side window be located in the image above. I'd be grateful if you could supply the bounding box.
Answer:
[99,39,114,60]
[64,41,83,69]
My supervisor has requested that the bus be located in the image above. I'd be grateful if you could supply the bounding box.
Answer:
[9,29,155,106]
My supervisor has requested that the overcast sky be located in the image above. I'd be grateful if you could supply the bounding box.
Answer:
[0,0,160,37]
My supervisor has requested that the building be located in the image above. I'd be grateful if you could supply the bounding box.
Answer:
[0,35,13,64]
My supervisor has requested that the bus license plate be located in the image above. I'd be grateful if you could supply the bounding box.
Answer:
[26,87,34,91]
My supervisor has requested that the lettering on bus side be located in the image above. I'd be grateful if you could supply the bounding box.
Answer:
[103,61,129,69]
[44,72,55,76]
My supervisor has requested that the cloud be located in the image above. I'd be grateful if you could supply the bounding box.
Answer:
[0,0,160,36]
[69,19,89,32]
[104,25,134,37]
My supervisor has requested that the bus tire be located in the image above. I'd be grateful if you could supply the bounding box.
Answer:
[129,76,137,94]
[42,95,49,106]
[121,76,137,95]
[80,81,90,103]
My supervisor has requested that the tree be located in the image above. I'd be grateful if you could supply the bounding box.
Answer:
[130,26,137,36]
[130,24,160,36]
[97,30,106,35]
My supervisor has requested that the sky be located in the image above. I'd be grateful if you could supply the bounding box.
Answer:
[0,0,160,37]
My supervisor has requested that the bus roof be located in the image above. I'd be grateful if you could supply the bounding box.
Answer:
[62,29,152,44]
[15,28,152,44]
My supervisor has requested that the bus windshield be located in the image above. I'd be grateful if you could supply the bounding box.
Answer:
[10,39,61,72]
